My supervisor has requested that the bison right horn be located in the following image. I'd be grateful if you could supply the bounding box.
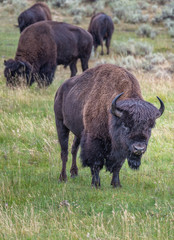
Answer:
[111,92,124,117]
[156,96,165,118]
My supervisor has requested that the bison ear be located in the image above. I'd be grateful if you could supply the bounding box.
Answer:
[111,108,123,118]
[111,92,124,117]
[4,60,7,66]
[18,61,26,72]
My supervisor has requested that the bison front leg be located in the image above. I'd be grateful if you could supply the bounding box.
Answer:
[91,166,101,188]
[81,134,105,188]
[111,170,122,188]
[105,37,111,55]
[80,57,89,72]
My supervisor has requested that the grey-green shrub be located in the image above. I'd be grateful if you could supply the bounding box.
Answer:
[113,16,120,24]
[145,53,166,65]
[168,27,174,37]
[51,0,67,7]
[1,0,27,14]
[138,2,150,10]
[150,0,169,4]
[73,15,82,24]
[125,13,149,24]
[113,40,153,57]
[164,19,174,37]
[136,24,157,39]
[151,15,163,24]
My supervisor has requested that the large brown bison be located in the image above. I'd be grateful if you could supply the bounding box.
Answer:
[88,12,114,55]
[17,2,52,33]
[54,64,164,188]
[4,21,93,87]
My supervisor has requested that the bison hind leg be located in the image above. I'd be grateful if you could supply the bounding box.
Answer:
[70,136,80,178]
[55,118,70,182]
[91,166,101,188]
[105,37,111,55]
[80,57,90,72]
[69,59,78,77]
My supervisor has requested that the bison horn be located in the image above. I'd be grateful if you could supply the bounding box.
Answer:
[111,92,124,117]
[18,61,25,67]
[156,96,165,118]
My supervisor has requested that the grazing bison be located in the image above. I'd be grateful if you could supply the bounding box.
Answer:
[17,2,52,33]
[54,64,164,188]
[88,12,114,55]
[4,21,93,87]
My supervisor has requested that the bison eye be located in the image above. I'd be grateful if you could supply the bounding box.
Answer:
[122,123,130,132]
[150,122,156,128]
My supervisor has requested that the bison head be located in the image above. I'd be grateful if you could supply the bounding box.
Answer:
[4,59,32,87]
[110,93,164,170]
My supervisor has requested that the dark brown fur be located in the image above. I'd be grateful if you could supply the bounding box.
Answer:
[18,2,52,33]
[88,12,114,55]
[54,64,164,187]
[4,21,93,87]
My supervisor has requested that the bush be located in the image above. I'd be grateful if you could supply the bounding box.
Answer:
[151,15,163,24]
[125,13,149,24]
[51,0,67,8]
[145,53,166,65]
[168,27,174,37]
[73,15,82,24]
[163,19,174,37]
[113,16,120,24]
[113,7,126,20]
[136,24,157,39]
[1,0,27,14]
[113,40,153,57]
[150,0,169,4]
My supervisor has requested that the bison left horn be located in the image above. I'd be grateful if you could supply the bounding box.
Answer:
[156,96,165,118]
[111,92,124,117]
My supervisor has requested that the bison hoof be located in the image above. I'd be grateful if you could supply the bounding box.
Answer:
[59,173,67,182]
[91,179,101,188]
[91,183,101,189]
[70,168,78,178]
[111,181,122,188]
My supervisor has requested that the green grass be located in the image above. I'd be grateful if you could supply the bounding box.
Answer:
[0,2,174,240]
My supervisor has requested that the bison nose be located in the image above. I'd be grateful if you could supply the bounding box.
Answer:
[132,145,146,155]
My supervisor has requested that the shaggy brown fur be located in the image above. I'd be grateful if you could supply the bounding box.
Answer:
[4,21,93,87]
[18,2,52,33]
[88,12,114,55]
[54,64,164,187]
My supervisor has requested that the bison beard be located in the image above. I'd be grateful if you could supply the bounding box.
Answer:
[54,64,165,188]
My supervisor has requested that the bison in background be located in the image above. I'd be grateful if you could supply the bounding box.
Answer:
[88,12,114,55]
[4,21,93,87]
[54,64,164,188]
[17,2,52,33]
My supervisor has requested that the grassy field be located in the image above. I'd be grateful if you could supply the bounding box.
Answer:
[0,1,174,239]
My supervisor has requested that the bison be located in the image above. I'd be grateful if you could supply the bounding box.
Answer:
[54,64,164,188]
[88,12,114,55]
[17,2,52,33]
[4,21,93,87]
